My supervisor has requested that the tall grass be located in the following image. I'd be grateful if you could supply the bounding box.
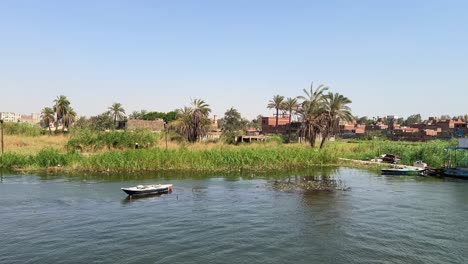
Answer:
[2,134,67,154]
[2,122,42,136]
[67,129,158,152]
[1,148,82,170]
[1,145,337,172]
[0,138,455,172]
[325,139,455,167]
[80,146,337,172]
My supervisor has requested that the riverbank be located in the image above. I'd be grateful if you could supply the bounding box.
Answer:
[0,136,454,173]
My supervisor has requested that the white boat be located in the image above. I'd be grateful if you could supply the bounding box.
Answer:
[121,184,173,196]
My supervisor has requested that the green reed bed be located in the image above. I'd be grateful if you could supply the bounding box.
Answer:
[2,122,42,137]
[1,146,338,172]
[327,139,455,168]
[0,139,455,172]
[79,146,338,172]
[66,129,158,152]
[1,148,83,170]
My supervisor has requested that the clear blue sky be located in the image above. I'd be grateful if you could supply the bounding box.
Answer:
[0,0,467,119]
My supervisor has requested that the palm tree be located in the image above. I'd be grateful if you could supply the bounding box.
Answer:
[283,97,299,143]
[267,95,285,134]
[191,98,211,116]
[189,99,211,142]
[297,83,329,147]
[53,95,70,132]
[108,103,126,128]
[63,106,77,131]
[171,106,193,140]
[319,93,353,149]
[171,99,212,143]
[41,107,55,135]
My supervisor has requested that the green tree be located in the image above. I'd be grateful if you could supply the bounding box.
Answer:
[108,103,126,128]
[267,95,285,134]
[357,116,373,125]
[89,112,114,131]
[404,114,422,126]
[53,95,71,132]
[171,99,212,143]
[297,83,328,147]
[129,110,147,120]
[320,92,353,149]
[142,111,178,123]
[222,107,242,144]
[74,116,89,129]
[283,97,299,143]
[63,106,77,131]
[41,107,55,135]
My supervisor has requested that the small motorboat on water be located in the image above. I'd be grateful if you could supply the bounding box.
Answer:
[121,184,173,196]
[381,167,426,176]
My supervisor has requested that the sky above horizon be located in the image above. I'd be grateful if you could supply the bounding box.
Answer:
[0,0,467,120]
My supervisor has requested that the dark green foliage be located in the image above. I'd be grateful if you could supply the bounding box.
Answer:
[142,111,177,123]
[88,112,114,131]
[0,149,82,169]
[221,131,239,145]
[335,139,454,168]
[80,146,337,172]
[2,122,42,136]
[67,129,158,151]
[265,135,284,144]
[221,107,243,144]
[404,114,422,125]
[222,107,242,133]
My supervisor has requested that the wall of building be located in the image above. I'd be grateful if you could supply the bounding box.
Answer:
[127,119,165,131]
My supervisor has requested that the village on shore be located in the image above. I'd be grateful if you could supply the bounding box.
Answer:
[1,107,467,143]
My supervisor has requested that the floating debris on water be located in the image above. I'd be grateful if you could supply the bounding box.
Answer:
[269,175,349,192]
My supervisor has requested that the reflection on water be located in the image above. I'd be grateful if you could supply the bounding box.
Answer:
[0,167,467,264]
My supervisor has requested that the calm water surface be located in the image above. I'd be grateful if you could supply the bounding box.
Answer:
[0,168,467,264]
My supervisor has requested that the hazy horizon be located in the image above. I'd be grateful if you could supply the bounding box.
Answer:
[1,1,467,120]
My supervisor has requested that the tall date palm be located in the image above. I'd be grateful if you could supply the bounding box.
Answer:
[319,93,353,149]
[267,95,285,134]
[171,99,212,143]
[41,107,55,135]
[108,103,126,128]
[283,97,299,143]
[53,95,70,132]
[297,83,328,147]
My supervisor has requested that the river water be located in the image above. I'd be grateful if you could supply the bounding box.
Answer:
[0,168,467,264]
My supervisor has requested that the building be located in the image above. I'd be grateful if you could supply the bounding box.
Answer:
[206,115,222,141]
[20,113,41,125]
[261,116,293,134]
[0,112,22,122]
[126,119,165,131]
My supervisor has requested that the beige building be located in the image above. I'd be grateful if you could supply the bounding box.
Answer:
[126,119,165,131]
[0,112,22,122]
[20,113,41,125]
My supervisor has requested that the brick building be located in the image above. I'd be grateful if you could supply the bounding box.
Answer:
[126,119,165,131]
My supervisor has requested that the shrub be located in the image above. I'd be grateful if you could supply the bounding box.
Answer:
[2,122,42,136]
[67,129,158,152]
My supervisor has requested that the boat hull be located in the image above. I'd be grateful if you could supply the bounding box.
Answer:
[121,184,173,196]
[381,169,425,176]
[121,187,170,196]
[443,168,468,179]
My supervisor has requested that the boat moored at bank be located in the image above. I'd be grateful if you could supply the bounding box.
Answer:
[121,184,173,196]
[443,138,468,179]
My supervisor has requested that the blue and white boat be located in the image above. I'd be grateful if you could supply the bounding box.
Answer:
[443,139,468,179]
[381,167,426,176]
[443,168,468,179]
[121,184,173,196]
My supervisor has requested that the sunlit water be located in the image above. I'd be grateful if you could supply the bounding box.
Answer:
[0,168,467,264]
